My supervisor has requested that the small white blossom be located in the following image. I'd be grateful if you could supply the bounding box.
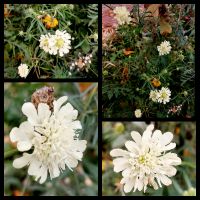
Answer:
[149,90,159,102]
[49,30,71,57]
[18,31,24,36]
[18,64,29,78]
[10,96,87,184]
[157,87,171,104]
[39,34,52,53]
[157,41,172,56]
[135,109,142,118]
[110,124,181,193]
[113,6,131,25]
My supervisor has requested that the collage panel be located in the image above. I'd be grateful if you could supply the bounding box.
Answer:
[102,4,195,119]
[4,4,98,79]
[4,82,98,196]
[102,121,196,196]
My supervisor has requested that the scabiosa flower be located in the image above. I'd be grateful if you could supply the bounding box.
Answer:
[149,90,159,102]
[49,30,71,57]
[39,33,52,53]
[157,87,171,104]
[18,63,29,78]
[135,109,142,118]
[113,6,131,25]
[110,124,181,193]
[157,41,172,56]
[39,30,71,57]
[9,96,87,184]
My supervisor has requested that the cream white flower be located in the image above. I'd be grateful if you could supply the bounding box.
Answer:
[48,30,71,57]
[157,41,172,56]
[149,90,159,102]
[113,6,131,25]
[18,64,29,78]
[39,34,52,53]
[39,30,71,57]
[10,96,87,184]
[110,124,181,193]
[135,109,142,118]
[157,87,171,104]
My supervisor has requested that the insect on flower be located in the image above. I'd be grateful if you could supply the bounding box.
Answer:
[31,86,54,111]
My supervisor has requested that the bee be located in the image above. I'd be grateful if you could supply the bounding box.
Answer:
[31,86,54,111]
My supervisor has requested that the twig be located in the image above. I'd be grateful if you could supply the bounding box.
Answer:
[103,4,113,10]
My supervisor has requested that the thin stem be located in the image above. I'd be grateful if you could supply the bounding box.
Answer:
[103,4,113,10]
[21,175,29,196]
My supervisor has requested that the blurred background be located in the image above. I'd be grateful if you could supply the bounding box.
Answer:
[4,82,98,196]
[102,122,196,196]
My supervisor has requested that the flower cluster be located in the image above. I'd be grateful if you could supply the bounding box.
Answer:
[149,87,171,104]
[110,124,181,193]
[9,96,87,184]
[39,30,71,57]
[18,63,29,78]
[113,6,131,25]
[167,104,182,116]
[157,41,172,56]
[70,53,93,72]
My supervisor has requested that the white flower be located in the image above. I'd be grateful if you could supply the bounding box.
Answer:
[39,30,71,57]
[9,96,87,184]
[135,109,142,118]
[149,90,159,102]
[39,34,52,53]
[110,124,181,193]
[157,87,171,104]
[18,31,24,36]
[113,6,131,25]
[157,41,172,56]
[48,30,71,57]
[18,64,29,78]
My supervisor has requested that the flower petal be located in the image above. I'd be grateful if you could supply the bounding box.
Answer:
[53,96,68,114]
[38,165,48,184]
[71,120,82,130]
[13,153,32,168]
[122,167,132,177]
[110,149,129,157]
[160,175,172,186]
[131,131,142,144]
[73,140,87,152]
[152,130,162,141]
[163,143,176,151]
[28,158,42,176]
[124,177,135,193]
[22,102,38,124]
[37,103,51,122]
[17,141,32,151]
[161,132,173,145]
[113,158,129,172]
[10,127,20,142]
[125,141,140,152]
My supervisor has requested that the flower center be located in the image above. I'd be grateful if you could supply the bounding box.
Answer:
[32,116,66,164]
[138,155,146,164]
[161,92,168,99]
[55,38,64,48]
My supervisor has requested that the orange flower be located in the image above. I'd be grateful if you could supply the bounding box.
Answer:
[151,78,161,87]
[123,48,134,56]
[42,14,58,29]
